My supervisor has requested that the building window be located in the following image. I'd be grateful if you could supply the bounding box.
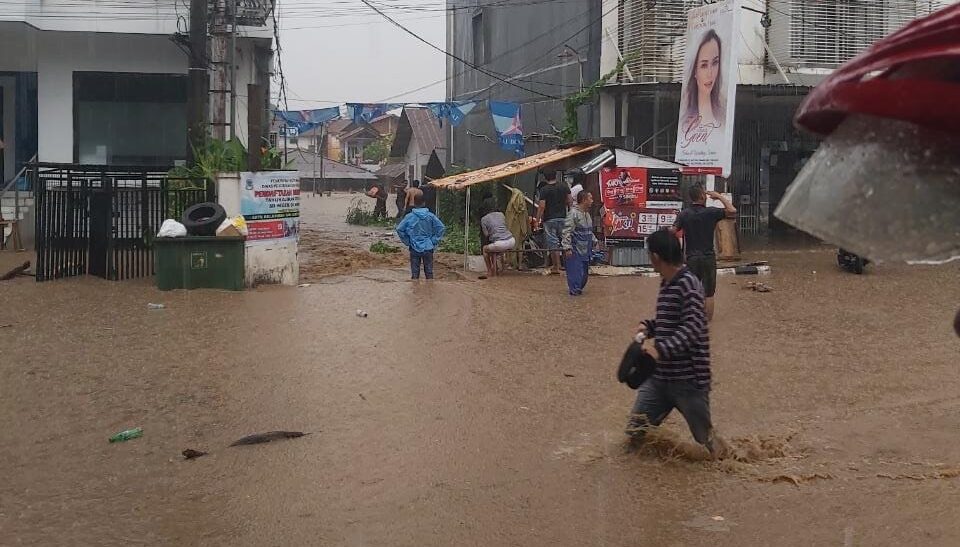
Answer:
[472,10,489,64]
[269,132,278,148]
[74,72,187,166]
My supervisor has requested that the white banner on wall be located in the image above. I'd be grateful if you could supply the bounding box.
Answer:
[674,0,740,177]
[240,171,301,242]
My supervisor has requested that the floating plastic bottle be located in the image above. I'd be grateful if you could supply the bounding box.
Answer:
[109,428,143,443]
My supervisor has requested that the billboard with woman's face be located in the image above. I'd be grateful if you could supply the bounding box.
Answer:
[674,0,740,177]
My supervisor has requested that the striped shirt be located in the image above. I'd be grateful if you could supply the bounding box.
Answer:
[651,267,711,389]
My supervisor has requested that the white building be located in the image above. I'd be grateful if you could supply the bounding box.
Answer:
[0,0,274,184]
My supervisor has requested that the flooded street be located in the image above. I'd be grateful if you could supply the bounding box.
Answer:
[1,195,959,546]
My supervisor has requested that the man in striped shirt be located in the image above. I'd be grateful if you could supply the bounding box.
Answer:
[627,228,717,456]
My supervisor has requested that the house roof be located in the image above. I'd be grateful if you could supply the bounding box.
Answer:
[339,124,382,143]
[376,161,408,180]
[369,113,398,125]
[325,118,354,135]
[389,106,445,158]
[288,152,377,180]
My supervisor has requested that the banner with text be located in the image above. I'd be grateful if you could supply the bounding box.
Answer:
[240,171,301,241]
[601,167,682,239]
[600,167,647,209]
[674,0,740,177]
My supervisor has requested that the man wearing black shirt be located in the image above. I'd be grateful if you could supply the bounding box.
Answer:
[536,173,571,274]
[366,183,388,220]
[672,185,736,321]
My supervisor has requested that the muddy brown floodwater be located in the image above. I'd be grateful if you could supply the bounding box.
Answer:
[1,194,959,546]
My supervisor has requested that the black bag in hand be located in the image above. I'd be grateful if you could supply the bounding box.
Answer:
[617,340,657,389]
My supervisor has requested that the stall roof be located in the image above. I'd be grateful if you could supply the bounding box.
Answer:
[430,144,602,189]
[579,148,683,174]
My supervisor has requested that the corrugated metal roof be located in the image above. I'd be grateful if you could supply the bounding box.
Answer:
[376,162,407,179]
[430,144,602,189]
[390,107,446,158]
[406,107,445,154]
[289,153,377,180]
[325,119,354,135]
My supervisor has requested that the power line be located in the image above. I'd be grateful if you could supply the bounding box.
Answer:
[375,5,595,102]
[475,0,623,102]
[272,3,289,112]
[357,0,561,100]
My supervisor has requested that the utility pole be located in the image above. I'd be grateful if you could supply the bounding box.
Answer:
[247,83,264,171]
[210,1,229,140]
[320,123,327,196]
[229,0,238,140]
[187,0,209,163]
[312,128,318,196]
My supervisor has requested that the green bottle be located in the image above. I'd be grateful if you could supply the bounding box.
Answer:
[109,427,143,443]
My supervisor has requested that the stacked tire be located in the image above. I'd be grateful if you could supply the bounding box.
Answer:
[182,202,227,236]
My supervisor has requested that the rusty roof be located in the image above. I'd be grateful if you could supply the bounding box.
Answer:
[389,107,446,158]
[430,144,603,189]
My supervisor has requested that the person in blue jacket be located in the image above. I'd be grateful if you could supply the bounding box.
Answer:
[396,193,446,280]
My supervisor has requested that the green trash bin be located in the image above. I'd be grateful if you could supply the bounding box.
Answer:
[154,236,245,291]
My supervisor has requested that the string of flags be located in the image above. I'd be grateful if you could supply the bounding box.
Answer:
[273,100,522,156]
[273,106,340,135]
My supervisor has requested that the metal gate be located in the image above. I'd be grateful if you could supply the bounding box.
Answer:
[32,163,211,281]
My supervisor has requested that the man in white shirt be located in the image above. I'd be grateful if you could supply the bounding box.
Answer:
[569,172,584,202]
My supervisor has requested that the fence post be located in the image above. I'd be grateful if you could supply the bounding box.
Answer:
[464,187,471,271]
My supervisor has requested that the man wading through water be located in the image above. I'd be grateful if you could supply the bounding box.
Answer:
[671,185,737,321]
[627,228,720,457]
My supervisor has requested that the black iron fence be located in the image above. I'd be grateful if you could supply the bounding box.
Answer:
[32,163,212,281]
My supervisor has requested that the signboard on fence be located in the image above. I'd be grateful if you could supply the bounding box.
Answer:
[240,171,301,241]
[674,0,740,177]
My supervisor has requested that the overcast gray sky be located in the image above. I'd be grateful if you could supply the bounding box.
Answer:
[277,0,447,108]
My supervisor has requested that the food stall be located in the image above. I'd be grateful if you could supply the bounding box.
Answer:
[577,149,686,266]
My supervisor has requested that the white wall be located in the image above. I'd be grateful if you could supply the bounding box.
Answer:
[599,93,616,138]
[599,0,621,76]
[0,0,273,39]
[217,172,300,287]
[36,31,187,162]
[0,24,263,163]
[404,139,422,182]
[738,0,766,85]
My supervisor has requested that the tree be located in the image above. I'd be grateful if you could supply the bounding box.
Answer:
[363,134,394,164]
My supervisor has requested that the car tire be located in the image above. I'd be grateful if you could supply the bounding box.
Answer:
[182,202,227,236]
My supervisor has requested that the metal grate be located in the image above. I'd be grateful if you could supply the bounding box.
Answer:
[620,0,700,83]
[618,0,948,80]
[32,164,211,282]
[768,0,948,69]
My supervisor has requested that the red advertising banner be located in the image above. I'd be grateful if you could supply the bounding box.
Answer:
[247,220,288,240]
[605,207,681,239]
[600,167,647,209]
